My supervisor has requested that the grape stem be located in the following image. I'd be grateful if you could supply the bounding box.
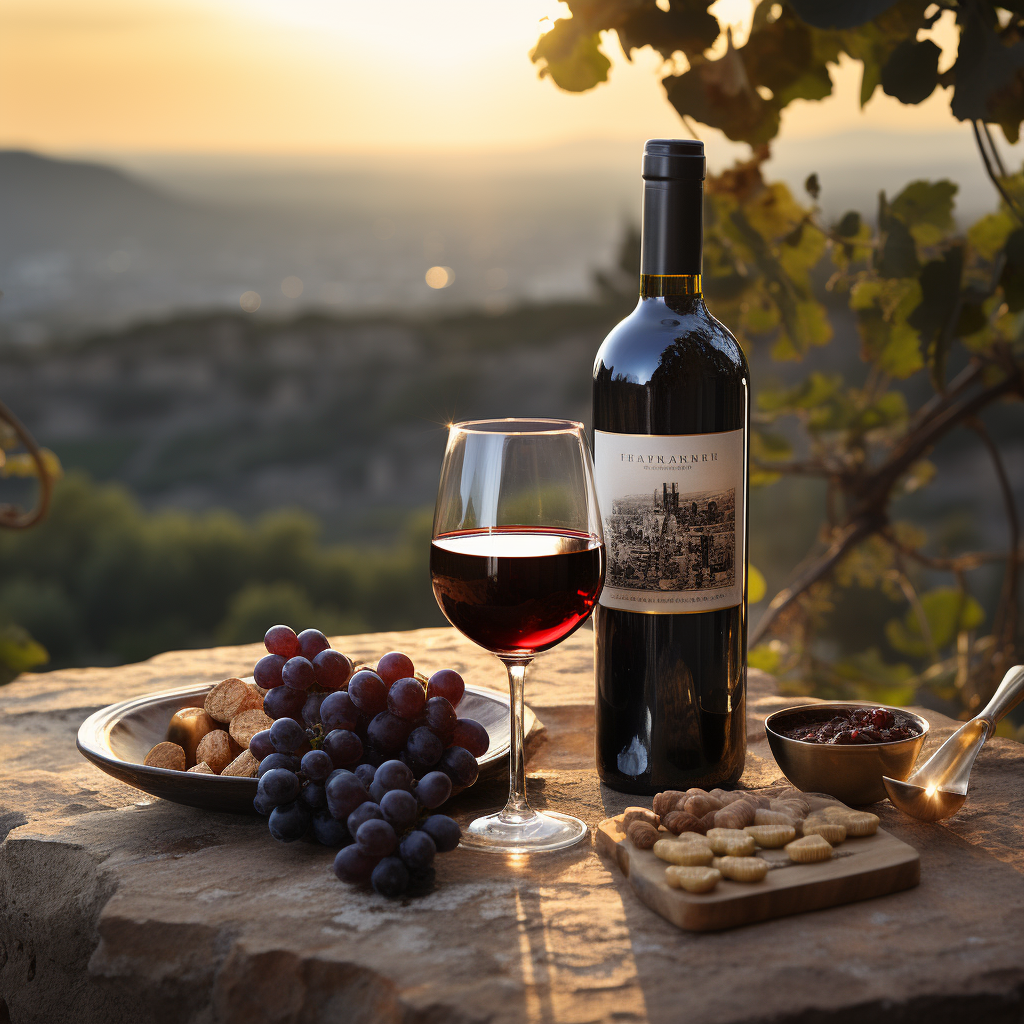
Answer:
[499,658,534,823]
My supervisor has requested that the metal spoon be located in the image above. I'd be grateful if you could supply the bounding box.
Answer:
[883,664,1024,821]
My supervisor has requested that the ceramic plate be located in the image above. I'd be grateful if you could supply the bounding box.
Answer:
[77,679,532,814]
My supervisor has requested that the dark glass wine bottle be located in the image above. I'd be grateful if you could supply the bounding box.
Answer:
[592,139,750,794]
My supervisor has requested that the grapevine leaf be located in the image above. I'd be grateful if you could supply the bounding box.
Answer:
[835,211,861,237]
[0,624,49,678]
[749,564,767,604]
[906,245,964,389]
[531,21,611,93]
[889,179,957,235]
[616,2,719,61]
[886,587,985,656]
[786,0,901,30]
[880,38,940,105]
[968,211,1017,261]
[950,8,1024,123]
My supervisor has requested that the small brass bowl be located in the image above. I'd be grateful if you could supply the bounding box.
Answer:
[764,703,929,805]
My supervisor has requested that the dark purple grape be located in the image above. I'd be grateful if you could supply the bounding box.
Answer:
[253,791,274,816]
[264,685,305,721]
[400,751,430,780]
[440,746,479,789]
[377,651,415,688]
[302,692,325,729]
[323,728,363,768]
[423,696,457,744]
[268,800,311,842]
[282,656,315,692]
[361,747,384,768]
[325,772,368,820]
[453,718,489,757]
[356,818,398,858]
[421,814,461,852]
[254,653,286,689]
[371,856,409,896]
[380,788,418,829]
[249,729,275,761]
[348,801,384,833]
[348,670,388,715]
[313,811,352,847]
[399,830,436,872]
[298,628,331,660]
[299,781,327,812]
[354,763,377,787]
[270,717,306,754]
[257,752,300,777]
[321,691,359,732]
[334,844,378,882]
[257,767,301,807]
[369,780,387,803]
[387,677,426,720]
[416,771,453,810]
[366,712,413,754]
[301,749,333,783]
[313,649,353,691]
[426,669,465,708]
[265,624,301,659]
[375,759,414,792]
[405,726,443,767]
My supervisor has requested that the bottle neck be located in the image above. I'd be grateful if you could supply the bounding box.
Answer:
[639,177,703,295]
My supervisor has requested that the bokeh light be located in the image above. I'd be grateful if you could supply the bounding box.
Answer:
[425,266,454,289]
[239,290,261,311]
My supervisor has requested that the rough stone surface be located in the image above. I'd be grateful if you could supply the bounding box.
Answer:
[2,626,1024,1024]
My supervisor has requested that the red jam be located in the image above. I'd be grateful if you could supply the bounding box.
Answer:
[780,706,921,745]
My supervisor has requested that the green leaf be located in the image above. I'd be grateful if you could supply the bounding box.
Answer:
[0,624,49,681]
[886,587,985,657]
[876,192,920,279]
[616,2,720,61]
[749,564,767,604]
[906,245,964,389]
[531,22,611,93]
[889,179,957,234]
[748,642,783,674]
[832,648,916,706]
[664,62,780,145]
[968,211,1016,261]
[787,0,901,30]
[950,9,1024,123]
[805,173,821,201]
[1000,228,1024,312]
[880,38,940,105]
[835,211,861,237]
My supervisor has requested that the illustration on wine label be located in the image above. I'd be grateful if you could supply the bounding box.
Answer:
[593,428,745,613]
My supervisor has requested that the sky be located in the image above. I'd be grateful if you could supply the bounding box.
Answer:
[0,0,969,158]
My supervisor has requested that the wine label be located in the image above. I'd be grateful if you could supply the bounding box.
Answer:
[593,429,745,613]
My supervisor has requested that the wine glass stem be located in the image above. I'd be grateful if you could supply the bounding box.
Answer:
[500,657,534,824]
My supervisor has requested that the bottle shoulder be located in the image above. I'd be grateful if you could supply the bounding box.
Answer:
[593,297,748,387]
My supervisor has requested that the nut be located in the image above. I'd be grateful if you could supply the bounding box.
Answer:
[653,791,687,816]
[622,807,660,829]
[230,708,275,749]
[753,808,798,828]
[770,797,809,818]
[221,749,259,778]
[712,855,770,882]
[204,677,252,724]
[627,820,660,849]
[195,729,235,774]
[662,810,706,836]
[144,741,186,771]
[653,838,713,866]
[707,828,757,857]
[744,824,796,848]
[166,706,218,766]
[821,808,878,836]
[713,800,756,829]
[709,789,748,806]
[785,835,834,863]
[187,761,214,774]
[665,865,721,893]
[802,821,846,844]
[683,794,721,818]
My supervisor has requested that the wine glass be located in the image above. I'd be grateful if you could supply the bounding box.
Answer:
[430,418,605,853]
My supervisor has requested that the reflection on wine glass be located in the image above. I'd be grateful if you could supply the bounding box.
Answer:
[430,418,605,853]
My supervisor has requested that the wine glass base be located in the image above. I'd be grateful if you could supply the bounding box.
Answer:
[459,809,588,854]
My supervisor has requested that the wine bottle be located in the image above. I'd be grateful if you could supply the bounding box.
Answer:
[592,139,750,794]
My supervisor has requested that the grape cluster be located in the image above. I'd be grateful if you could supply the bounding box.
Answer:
[249,624,487,896]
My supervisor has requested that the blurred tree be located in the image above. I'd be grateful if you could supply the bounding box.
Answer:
[535,1,1024,719]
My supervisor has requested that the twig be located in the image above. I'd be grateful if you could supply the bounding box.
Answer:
[982,122,1009,179]
[0,397,52,529]
[973,120,1024,224]
[881,527,1013,572]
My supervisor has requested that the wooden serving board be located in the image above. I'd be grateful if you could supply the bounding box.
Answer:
[597,815,920,932]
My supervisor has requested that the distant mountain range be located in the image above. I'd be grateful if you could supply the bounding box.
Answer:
[1,130,1016,342]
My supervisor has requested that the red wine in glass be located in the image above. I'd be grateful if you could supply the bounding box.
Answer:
[430,527,604,656]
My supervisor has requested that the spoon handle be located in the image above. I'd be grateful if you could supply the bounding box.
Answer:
[976,664,1024,731]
